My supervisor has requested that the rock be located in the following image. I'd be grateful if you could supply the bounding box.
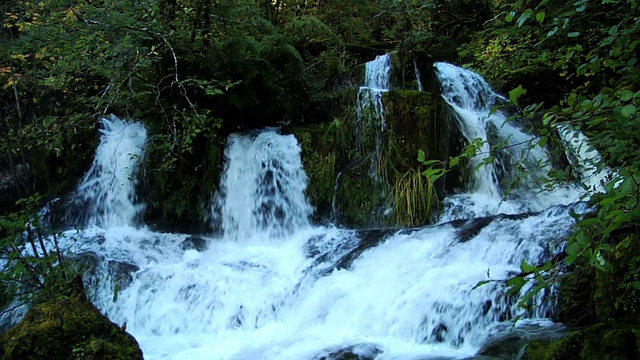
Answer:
[107,260,140,290]
[522,323,640,360]
[180,236,208,252]
[0,276,143,360]
[314,343,383,360]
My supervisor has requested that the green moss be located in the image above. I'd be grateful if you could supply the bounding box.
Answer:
[522,323,640,360]
[291,118,353,222]
[336,171,392,228]
[0,282,142,360]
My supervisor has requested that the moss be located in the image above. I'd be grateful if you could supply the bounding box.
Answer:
[290,118,353,223]
[0,279,142,360]
[335,170,392,228]
[522,323,640,360]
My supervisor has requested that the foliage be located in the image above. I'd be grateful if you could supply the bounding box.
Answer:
[393,167,438,227]
[457,0,640,320]
[0,194,76,316]
[0,277,142,359]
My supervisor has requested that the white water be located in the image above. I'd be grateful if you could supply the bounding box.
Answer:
[68,116,147,228]
[413,58,424,92]
[356,53,392,178]
[434,62,587,221]
[9,62,607,359]
[212,130,312,240]
[556,123,617,192]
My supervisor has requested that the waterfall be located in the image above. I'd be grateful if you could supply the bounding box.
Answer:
[356,53,391,178]
[21,62,602,360]
[212,129,312,240]
[434,62,585,221]
[413,58,424,92]
[556,123,616,192]
[67,116,147,228]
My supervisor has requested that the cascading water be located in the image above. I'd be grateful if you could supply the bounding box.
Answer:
[16,61,604,360]
[413,58,424,92]
[212,130,313,240]
[67,116,147,228]
[434,62,586,221]
[356,53,392,178]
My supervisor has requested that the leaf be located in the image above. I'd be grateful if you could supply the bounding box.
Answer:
[538,136,548,147]
[517,9,533,27]
[506,276,526,294]
[621,104,637,118]
[520,260,537,274]
[609,25,619,36]
[536,11,545,24]
[449,156,460,167]
[547,26,559,37]
[417,149,426,162]
[568,32,581,38]
[509,85,527,104]
[620,90,634,102]
[505,11,516,22]
[472,280,492,290]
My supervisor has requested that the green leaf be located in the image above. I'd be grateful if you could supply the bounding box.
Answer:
[417,149,426,162]
[516,9,533,27]
[472,280,492,290]
[506,276,526,294]
[621,104,637,118]
[520,260,537,274]
[449,156,460,167]
[568,32,581,38]
[536,11,545,24]
[609,25,619,36]
[505,11,516,22]
[509,85,527,104]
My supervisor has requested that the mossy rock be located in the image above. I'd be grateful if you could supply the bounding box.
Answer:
[0,277,142,360]
[384,90,464,194]
[558,238,640,326]
[522,323,640,360]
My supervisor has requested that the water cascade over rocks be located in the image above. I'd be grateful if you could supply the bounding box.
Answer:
[66,116,147,228]
[356,53,392,178]
[19,62,610,359]
[212,130,313,240]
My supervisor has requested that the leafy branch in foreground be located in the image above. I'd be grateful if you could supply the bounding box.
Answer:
[1,194,76,315]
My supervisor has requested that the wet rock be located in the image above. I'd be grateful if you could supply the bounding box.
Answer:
[0,276,142,359]
[314,343,383,360]
[107,261,140,290]
[478,323,569,360]
[180,236,208,252]
[522,322,640,360]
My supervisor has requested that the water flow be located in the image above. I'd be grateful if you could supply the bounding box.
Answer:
[47,64,597,360]
[413,58,424,91]
[434,62,583,220]
[68,116,147,228]
[556,123,616,192]
[212,130,312,240]
[356,53,391,178]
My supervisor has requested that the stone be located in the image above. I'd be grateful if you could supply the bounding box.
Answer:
[0,276,143,360]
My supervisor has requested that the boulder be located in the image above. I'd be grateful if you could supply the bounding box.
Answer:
[0,276,142,360]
